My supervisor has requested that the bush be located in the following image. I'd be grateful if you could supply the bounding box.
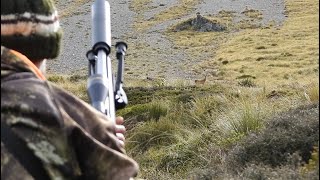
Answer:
[238,163,306,180]
[227,103,319,171]
[238,78,256,87]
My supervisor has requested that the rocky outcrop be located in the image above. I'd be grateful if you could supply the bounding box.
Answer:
[175,12,226,32]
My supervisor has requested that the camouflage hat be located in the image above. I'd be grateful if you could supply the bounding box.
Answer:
[1,0,62,60]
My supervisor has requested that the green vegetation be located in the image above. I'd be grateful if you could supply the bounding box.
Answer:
[50,72,319,179]
[50,0,319,179]
[47,73,88,102]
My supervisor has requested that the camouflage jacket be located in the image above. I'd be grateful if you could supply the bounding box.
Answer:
[1,46,139,180]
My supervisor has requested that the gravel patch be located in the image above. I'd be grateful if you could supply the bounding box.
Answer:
[196,0,287,25]
[48,0,287,80]
[143,0,179,20]
[48,0,136,74]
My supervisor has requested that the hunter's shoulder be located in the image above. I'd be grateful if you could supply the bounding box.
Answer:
[2,75,54,106]
[1,75,64,127]
[1,143,33,180]
[1,46,13,60]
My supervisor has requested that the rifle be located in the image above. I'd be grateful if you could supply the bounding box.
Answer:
[86,0,128,123]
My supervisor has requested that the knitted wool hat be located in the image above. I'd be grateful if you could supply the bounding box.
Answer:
[1,0,62,60]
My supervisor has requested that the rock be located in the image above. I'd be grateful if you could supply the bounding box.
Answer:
[175,12,227,32]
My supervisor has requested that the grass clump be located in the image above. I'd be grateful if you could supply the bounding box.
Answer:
[183,95,226,128]
[47,74,66,83]
[241,8,263,19]
[126,118,179,154]
[304,82,320,103]
[124,85,224,105]
[156,129,214,173]
[238,78,257,87]
[227,101,263,135]
[300,146,319,176]
[118,99,170,131]
[144,100,170,120]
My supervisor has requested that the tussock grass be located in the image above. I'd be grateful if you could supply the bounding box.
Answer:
[122,82,318,179]
[156,129,214,172]
[304,82,320,103]
[183,95,225,128]
[120,98,170,123]
[220,100,264,136]
[49,71,319,179]
[126,118,179,154]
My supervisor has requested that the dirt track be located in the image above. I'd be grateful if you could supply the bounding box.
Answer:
[48,0,286,81]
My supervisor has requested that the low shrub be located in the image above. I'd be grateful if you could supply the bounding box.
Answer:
[226,103,319,171]
[238,78,256,87]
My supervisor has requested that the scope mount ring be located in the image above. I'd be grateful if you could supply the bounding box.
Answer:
[92,42,111,55]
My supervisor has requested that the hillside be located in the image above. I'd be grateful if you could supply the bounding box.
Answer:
[49,0,319,179]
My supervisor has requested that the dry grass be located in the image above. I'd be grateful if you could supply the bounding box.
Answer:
[129,0,153,13]
[207,0,319,87]
[130,0,201,32]
[166,0,319,88]
[54,0,91,18]
[152,0,200,22]
[47,73,89,102]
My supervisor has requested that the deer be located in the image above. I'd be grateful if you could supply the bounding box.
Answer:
[195,74,207,85]
[146,75,166,87]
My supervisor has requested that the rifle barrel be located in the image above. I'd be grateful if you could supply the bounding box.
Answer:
[88,0,116,122]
